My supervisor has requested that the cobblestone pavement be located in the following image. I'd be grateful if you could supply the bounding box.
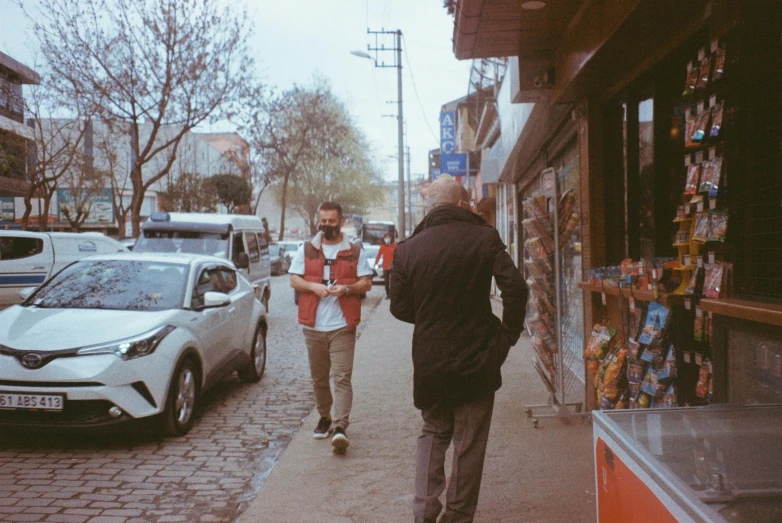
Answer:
[0,276,383,523]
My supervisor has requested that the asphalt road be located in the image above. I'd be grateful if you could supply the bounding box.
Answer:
[0,275,384,523]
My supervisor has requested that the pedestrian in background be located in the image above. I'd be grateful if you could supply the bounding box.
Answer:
[289,201,374,453]
[390,178,528,523]
[374,231,397,299]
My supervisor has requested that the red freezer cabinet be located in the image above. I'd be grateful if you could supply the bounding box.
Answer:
[593,405,782,522]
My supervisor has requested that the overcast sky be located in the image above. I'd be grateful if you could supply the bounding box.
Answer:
[0,0,471,184]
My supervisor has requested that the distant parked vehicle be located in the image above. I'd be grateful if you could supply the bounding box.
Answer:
[120,238,136,251]
[0,252,268,436]
[133,212,272,311]
[0,231,127,309]
[268,244,291,275]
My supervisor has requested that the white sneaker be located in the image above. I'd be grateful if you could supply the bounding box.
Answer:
[331,427,350,451]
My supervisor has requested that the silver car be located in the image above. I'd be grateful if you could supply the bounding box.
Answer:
[0,253,268,437]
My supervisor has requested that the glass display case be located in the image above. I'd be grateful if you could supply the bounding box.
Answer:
[593,405,782,522]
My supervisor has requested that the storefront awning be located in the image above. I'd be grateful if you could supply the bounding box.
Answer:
[452,0,583,61]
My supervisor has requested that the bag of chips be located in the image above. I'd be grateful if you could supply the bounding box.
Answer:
[692,212,711,242]
[683,62,699,97]
[712,46,726,82]
[695,362,711,399]
[690,110,711,145]
[708,210,728,242]
[710,102,724,139]
[686,266,700,295]
[703,262,724,299]
[685,163,701,196]
[638,302,670,345]
[584,324,616,361]
[696,55,712,91]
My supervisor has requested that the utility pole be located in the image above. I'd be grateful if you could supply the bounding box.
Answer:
[352,29,406,240]
[405,145,412,236]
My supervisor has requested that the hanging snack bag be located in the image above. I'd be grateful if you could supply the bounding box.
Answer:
[692,212,711,242]
[684,111,698,148]
[710,101,724,139]
[658,383,678,408]
[638,302,670,345]
[598,347,628,409]
[683,62,699,97]
[708,157,723,198]
[703,262,724,299]
[641,369,665,399]
[686,265,701,295]
[696,55,712,91]
[692,314,704,341]
[685,163,701,196]
[712,46,726,82]
[691,110,711,145]
[708,210,728,242]
[695,362,711,399]
[656,345,677,380]
[702,157,723,198]
[584,324,616,361]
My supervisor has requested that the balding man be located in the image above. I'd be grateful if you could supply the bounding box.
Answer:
[390,178,527,523]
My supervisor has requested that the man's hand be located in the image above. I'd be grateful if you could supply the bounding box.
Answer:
[327,284,347,296]
[309,282,331,297]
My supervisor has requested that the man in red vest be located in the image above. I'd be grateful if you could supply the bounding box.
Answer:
[289,201,373,452]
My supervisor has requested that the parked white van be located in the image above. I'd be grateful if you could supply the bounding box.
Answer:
[133,212,273,310]
[0,231,128,308]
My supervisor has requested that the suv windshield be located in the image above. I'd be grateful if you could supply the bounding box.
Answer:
[30,260,188,311]
[134,230,228,258]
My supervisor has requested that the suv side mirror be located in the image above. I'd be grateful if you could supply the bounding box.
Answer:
[203,291,231,308]
[235,252,250,270]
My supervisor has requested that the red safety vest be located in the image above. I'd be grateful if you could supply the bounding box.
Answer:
[297,241,362,329]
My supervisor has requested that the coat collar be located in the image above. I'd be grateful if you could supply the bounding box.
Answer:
[410,205,486,238]
[310,231,352,251]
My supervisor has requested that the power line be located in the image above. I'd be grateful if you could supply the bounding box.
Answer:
[401,34,439,146]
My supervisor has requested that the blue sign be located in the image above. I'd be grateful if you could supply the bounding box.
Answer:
[440,111,455,154]
[440,153,467,177]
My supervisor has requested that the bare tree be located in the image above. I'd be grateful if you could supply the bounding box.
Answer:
[59,155,108,231]
[243,77,348,240]
[24,0,255,236]
[23,82,92,231]
[93,120,133,238]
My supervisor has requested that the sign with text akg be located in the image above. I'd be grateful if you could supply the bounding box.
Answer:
[440,111,455,154]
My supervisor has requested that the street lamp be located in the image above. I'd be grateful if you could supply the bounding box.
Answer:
[351,29,406,240]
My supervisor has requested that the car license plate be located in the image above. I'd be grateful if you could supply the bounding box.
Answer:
[0,392,64,412]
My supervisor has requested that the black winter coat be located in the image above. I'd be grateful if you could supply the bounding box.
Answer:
[390,205,528,410]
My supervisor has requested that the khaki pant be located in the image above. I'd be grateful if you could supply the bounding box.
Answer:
[303,327,356,430]
[413,394,495,523]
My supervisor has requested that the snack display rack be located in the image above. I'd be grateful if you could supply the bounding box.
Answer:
[522,168,587,426]
[579,36,734,413]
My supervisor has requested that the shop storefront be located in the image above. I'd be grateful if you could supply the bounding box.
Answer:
[454,1,782,515]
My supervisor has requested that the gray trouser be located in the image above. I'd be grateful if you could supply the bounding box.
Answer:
[303,327,356,430]
[413,394,495,523]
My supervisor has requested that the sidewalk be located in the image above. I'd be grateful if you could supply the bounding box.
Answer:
[238,299,596,523]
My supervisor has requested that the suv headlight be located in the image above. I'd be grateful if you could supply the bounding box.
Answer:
[77,326,176,360]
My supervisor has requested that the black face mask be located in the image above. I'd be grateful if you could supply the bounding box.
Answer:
[318,224,340,240]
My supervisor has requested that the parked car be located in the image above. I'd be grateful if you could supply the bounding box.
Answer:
[0,231,128,309]
[120,238,136,251]
[268,244,291,276]
[362,244,384,284]
[133,212,272,311]
[0,252,268,436]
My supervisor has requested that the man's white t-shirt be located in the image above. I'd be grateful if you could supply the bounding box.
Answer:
[289,241,373,331]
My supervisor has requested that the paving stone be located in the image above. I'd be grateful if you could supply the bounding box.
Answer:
[0,281,382,522]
